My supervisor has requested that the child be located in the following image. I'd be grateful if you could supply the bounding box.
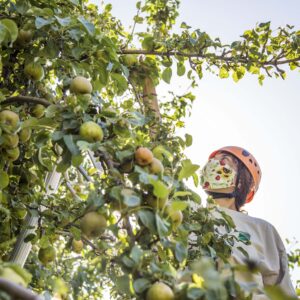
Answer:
[201,146,297,298]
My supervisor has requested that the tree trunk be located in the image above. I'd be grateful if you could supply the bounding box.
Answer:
[142,77,162,139]
[0,278,42,300]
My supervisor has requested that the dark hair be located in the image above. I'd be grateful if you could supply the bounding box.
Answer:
[234,157,253,211]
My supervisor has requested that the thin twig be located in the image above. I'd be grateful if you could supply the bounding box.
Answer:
[123,6,141,49]
[124,216,135,246]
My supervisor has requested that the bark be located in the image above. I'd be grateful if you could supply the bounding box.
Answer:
[0,278,42,300]
[142,77,162,139]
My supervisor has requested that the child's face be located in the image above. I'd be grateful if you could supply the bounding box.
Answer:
[204,152,239,193]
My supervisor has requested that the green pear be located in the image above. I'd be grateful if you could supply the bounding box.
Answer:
[79,121,103,143]
[80,211,107,239]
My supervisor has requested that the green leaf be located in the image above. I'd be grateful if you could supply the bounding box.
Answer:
[173,191,192,198]
[237,246,249,259]
[138,209,156,233]
[63,135,80,155]
[0,19,18,43]
[175,242,187,262]
[121,256,135,268]
[178,159,200,180]
[161,57,172,67]
[187,287,205,300]
[38,147,52,170]
[180,22,191,29]
[142,35,154,51]
[56,151,71,173]
[45,105,61,118]
[52,131,64,141]
[136,1,141,9]
[70,227,81,240]
[24,233,36,243]
[232,71,239,83]
[190,190,201,203]
[155,213,170,238]
[219,66,229,78]
[15,1,30,14]
[0,24,8,44]
[249,65,260,74]
[220,211,236,229]
[238,231,251,244]
[149,178,169,199]
[130,245,143,264]
[6,263,32,286]
[111,73,128,95]
[289,62,298,71]
[39,236,50,248]
[133,16,144,24]
[170,200,189,211]
[121,189,141,207]
[71,155,83,167]
[185,133,193,147]
[137,210,156,233]
[201,232,214,245]
[162,67,172,84]
[35,17,54,29]
[192,173,199,187]
[133,278,151,294]
[97,62,109,85]
[258,74,265,85]
[232,66,245,82]
[78,16,95,36]
[0,171,9,189]
[264,285,296,300]
[22,118,39,129]
[55,16,71,27]
[115,275,131,296]
[115,150,133,162]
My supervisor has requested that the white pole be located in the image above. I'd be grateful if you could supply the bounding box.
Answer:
[9,169,61,267]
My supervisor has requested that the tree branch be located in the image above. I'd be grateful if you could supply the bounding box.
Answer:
[124,216,135,247]
[0,278,42,300]
[120,49,300,66]
[0,96,51,107]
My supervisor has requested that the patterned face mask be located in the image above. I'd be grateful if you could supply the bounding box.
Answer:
[201,158,237,190]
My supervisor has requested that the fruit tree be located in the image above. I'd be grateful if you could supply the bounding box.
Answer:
[0,0,299,299]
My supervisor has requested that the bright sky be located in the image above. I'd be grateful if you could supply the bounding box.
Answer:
[93,0,300,280]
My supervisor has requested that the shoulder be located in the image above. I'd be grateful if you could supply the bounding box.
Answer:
[240,212,273,229]
[231,210,285,249]
[243,212,281,235]
[215,206,279,234]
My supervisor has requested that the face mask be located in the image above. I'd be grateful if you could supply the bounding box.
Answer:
[201,158,237,190]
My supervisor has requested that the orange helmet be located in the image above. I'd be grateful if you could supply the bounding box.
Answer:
[208,146,262,203]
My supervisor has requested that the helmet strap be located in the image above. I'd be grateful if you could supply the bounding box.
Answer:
[205,190,237,199]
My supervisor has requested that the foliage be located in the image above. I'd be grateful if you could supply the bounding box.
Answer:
[0,0,299,299]
[287,240,300,297]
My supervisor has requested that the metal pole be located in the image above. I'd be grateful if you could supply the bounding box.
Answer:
[9,169,61,267]
[9,152,101,266]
